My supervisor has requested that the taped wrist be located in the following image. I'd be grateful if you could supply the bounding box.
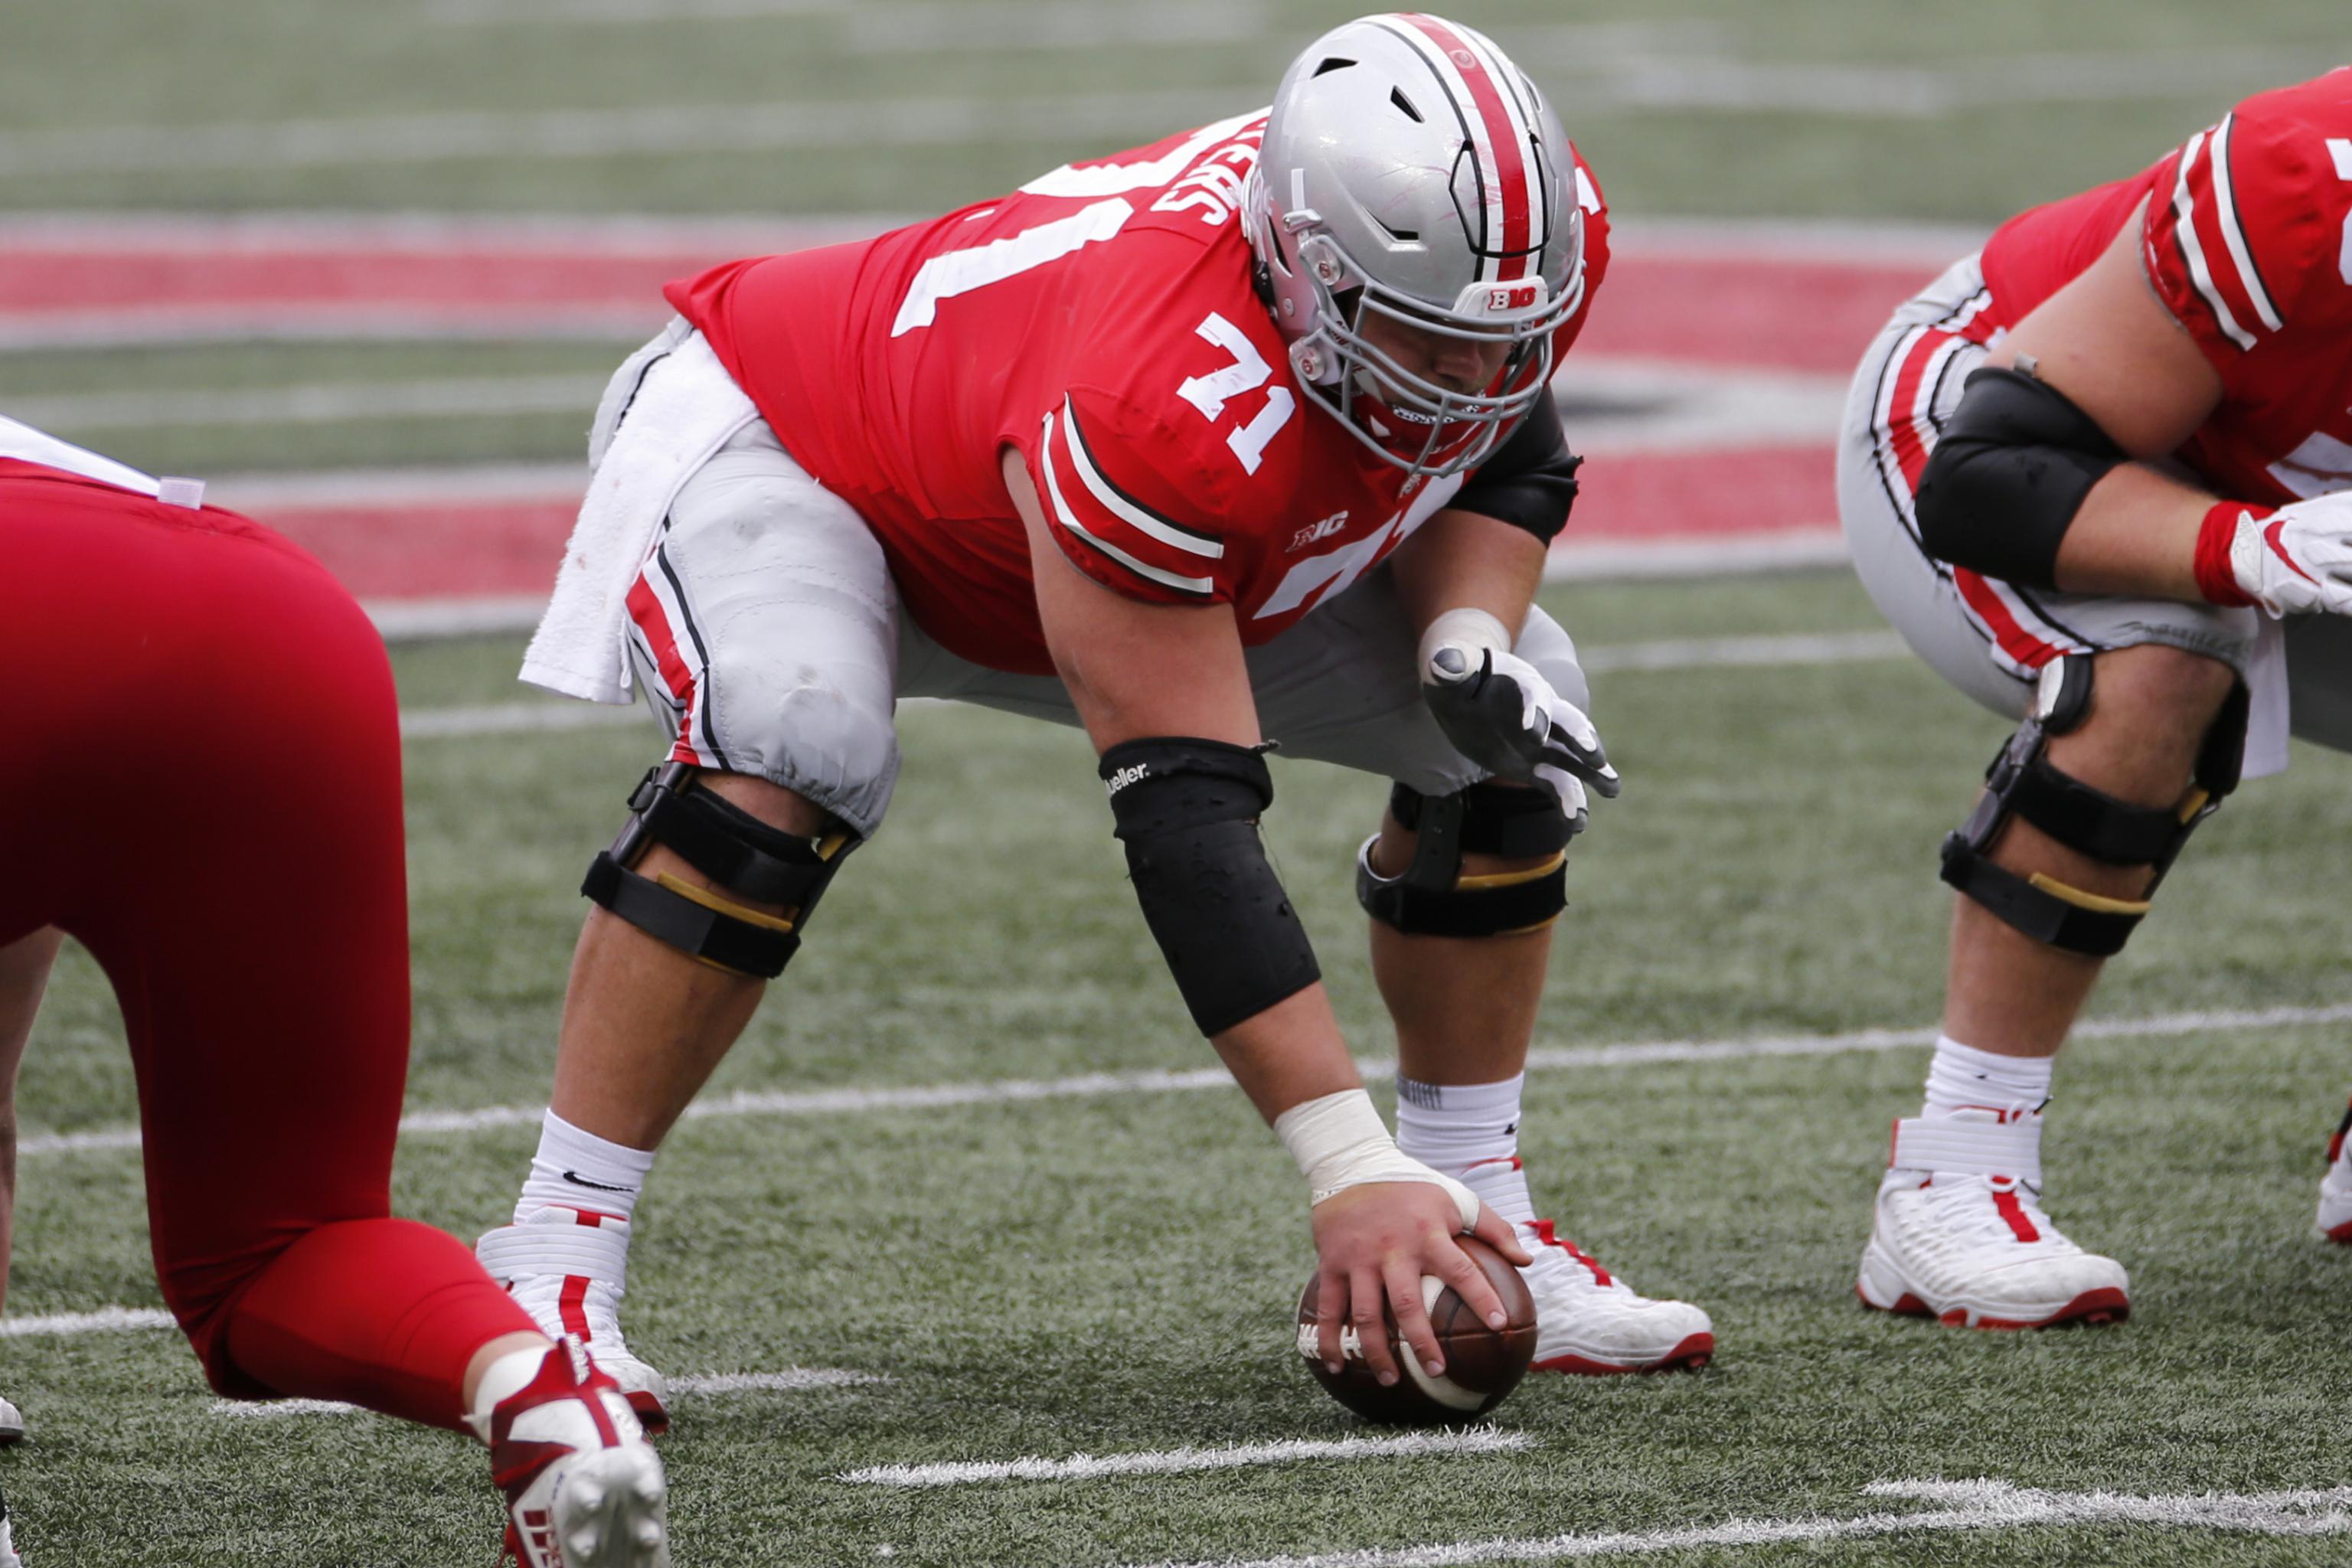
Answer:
[1915,367,2124,590]
[1273,1088,1480,1229]
[1101,737,1321,1037]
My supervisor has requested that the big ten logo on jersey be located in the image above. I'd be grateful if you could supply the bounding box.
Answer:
[1148,125,1263,227]
[1256,469,1466,621]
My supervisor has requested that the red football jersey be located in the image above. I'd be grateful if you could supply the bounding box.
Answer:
[667,113,1609,676]
[1969,70,2352,507]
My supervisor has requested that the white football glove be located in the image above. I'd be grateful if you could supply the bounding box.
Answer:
[2222,494,2352,616]
[1422,641,1620,822]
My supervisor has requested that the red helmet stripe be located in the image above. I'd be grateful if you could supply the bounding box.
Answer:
[1396,13,1535,281]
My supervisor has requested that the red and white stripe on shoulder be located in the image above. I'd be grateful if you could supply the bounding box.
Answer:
[2148,113,2288,356]
[1374,13,1546,284]
[1033,391,1227,603]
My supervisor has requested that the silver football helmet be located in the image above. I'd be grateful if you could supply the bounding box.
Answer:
[1243,14,1585,478]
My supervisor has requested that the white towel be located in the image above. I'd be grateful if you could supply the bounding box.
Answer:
[2239,611,2292,782]
[521,326,760,704]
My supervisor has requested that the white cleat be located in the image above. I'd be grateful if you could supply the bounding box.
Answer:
[479,1207,671,1435]
[1519,1220,1713,1375]
[483,1337,669,1568]
[0,1396,24,1446]
[1858,1112,2129,1331]
[2317,1097,2352,1243]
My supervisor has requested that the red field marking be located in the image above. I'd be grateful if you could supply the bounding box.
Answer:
[261,497,580,599]
[1573,256,1937,375]
[243,444,1839,603]
[7,220,1895,600]
[0,226,1937,370]
[1570,444,1835,541]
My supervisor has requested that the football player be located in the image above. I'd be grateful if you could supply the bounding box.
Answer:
[0,416,668,1567]
[482,11,1713,1423]
[1837,67,2352,1328]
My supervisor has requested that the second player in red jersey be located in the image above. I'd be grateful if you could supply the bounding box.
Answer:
[1837,67,2352,1334]
[489,12,1714,1427]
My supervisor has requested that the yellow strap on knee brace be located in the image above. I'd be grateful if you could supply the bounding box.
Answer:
[2024,872,2153,916]
[655,871,799,974]
[1455,851,1570,935]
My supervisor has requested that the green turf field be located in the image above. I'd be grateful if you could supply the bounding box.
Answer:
[12,2,2352,1563]
[15,571,2352,1566]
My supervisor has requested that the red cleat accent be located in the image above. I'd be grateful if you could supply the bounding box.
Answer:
[1864,1284,2128,1331]
[626,1389,670,1436]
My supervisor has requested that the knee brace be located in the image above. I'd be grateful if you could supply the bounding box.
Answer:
[1356,781,1576,937]
[581,763,856,978]
[1939,655,2247,957]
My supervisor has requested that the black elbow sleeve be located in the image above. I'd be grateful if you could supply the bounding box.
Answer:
[1913,366,2125,590]
[1452,385,1580,544]
[1101,737,1321,1037]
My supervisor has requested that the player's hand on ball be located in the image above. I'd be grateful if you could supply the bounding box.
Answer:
[2220,494,2352,616]
[1305,1184,1530,1387]
[1423,644,1621,818]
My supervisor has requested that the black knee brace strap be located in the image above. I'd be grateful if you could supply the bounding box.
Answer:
[1102,737,1321,1037]
[582,763,854,978]
[1357,781,1577,938]
[1939,657,2247,957]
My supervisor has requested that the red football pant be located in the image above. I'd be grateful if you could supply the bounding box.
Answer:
[0,474,536,1430]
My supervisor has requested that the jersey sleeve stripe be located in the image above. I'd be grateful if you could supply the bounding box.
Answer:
[1058,397,1225,558]
[2169,129,2258,352]
[2207,113,2285,332]
[1038,408,1216,596]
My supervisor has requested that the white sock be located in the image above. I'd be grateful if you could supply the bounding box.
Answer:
[1922,1034,2054,1120]
[515,1110,657,1225]
[466,1343,552,1442]
[1393,1073,1537,1230]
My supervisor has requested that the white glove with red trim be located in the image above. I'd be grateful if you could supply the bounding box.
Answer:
[2202,495,2352,616]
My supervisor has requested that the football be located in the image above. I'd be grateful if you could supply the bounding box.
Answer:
[1294,1236,1538,1425]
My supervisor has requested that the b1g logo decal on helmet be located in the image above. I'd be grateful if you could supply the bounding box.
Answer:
[1485,285,1544,313]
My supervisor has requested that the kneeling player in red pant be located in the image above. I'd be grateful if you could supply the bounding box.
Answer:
[0,416,668,1568]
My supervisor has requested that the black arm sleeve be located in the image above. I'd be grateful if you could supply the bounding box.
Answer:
[1100,737,1321,1038]
[1449,386,1581,544]
[1913,366,2125,590]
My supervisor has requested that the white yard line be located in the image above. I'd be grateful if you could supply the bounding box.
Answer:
[23,1001,2352,1160]
[371,596,554,641]
[208,1365,883,1417]
[1579,630,1903,672]
[0,47,2318,182]
[400,701,645,738]
[0,211,1964,265]
[1551,360,1849,455]
[424,0,1262,51]
[16,357,1836,445]
[389,629,1911,740]
[0,90,1250,178]
[1544,534,1849,581]
[12,374,610,433]
[1127,1479,2352,1568]
[838,1431,1530,1488]
[0,1307,175,1337]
